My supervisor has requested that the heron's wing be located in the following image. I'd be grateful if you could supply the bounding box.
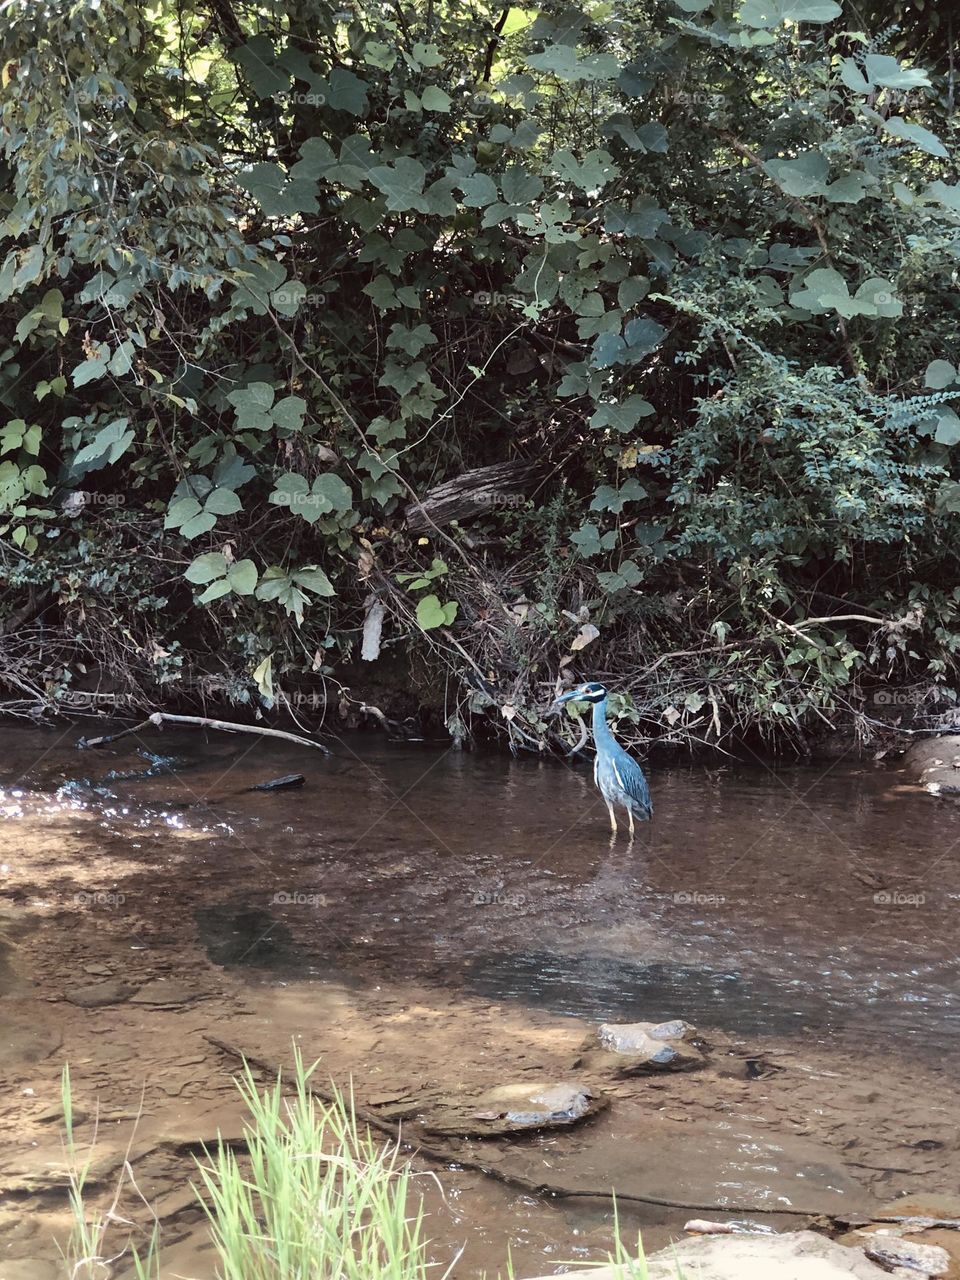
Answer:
[610,745,652,815]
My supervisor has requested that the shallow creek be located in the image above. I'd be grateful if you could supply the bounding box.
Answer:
[0,722,958,1278]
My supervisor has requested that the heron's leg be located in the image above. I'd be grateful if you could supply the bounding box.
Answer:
[606,801,617,833]
[627,807,635,838]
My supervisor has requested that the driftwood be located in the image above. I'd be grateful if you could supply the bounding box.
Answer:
[78,712,332,755]
[405,461,540,532]
[202,1035,907,1221]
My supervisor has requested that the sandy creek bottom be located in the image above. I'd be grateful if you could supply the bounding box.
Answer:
[0,722,959,1278]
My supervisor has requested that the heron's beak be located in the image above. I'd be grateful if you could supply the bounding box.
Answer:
[551,689,580,711]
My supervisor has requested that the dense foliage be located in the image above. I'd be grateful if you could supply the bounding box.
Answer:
[0,0,958,748]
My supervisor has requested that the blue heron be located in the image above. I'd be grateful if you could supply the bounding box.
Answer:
[554,682,652,836]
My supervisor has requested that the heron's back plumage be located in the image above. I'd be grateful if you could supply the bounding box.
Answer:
[591,698,652,819]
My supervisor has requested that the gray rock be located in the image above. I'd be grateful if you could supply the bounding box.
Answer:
[905,735,960,795]
[524,1230,891,1280]
[580,1019,706,1074]
[63,979,137,1008]
[423,1080,607,1137]
[863,1235,950,1276]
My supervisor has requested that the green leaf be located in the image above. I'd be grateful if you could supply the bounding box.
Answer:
[165,496,202,530]
[590,478,647,513]
[180,511,218,539]
[526,46,619,82]
[228,382,275,429]
[925,360,957,390]
[205,487,243,516]
[823,171,871,204]
[271,395,307,434]
[934,408,960,447]
[863,54,930,90]
[590,397,655,432]
[231,37,287,98]
[854,278,902,318]
[226,559,258,595]
[420,86,451,112]
[293,565,336,596]
[458,172,499,208]
[765,150,828,197]
[73,418,134,469]
[617,277,649,309]
[882,117,947,159]
[416,593,457,630]
[782,0,841,18]
[369,157,428,212]
[386,323,437,357]
[198,579,233,604]
[327,66,367,115]
[412,41,443,67]
[312,474,353,512]
[550,149,619,191]
[501,166,543,205]
[185,552,227,584]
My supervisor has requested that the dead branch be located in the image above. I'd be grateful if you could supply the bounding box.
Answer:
[78,712,332,755]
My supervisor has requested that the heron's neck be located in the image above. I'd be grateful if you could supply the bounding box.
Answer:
[592,697,615,750]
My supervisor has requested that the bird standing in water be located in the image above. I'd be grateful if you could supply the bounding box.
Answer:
[554,682,652,837]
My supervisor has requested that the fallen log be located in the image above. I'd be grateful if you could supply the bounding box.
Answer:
[405,461,540,532]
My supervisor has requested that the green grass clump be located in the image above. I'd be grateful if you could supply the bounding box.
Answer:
[193,1047,447,1280]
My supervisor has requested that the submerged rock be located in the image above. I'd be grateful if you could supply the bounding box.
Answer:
[524,1230,891,1279]
[129,979,200,1007]
[905,736,960,795]
[63,979,137,1008]
[422,1080,607,1137]
[577,1018,706,1075]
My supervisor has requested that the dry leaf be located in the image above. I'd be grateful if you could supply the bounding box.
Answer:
[571,623,600,651]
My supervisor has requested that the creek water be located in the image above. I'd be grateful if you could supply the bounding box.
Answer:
[1,721,958,1277]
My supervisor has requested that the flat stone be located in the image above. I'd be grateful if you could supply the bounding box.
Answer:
[0,1008,63,1068]
[64,979,137,1008]
[128,979,199,1006]
[524,1231,891,1280]
[598,1019,696,1050]
[422,1080,607,1137]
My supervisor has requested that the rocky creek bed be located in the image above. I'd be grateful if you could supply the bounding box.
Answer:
[0,723,959,1277]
